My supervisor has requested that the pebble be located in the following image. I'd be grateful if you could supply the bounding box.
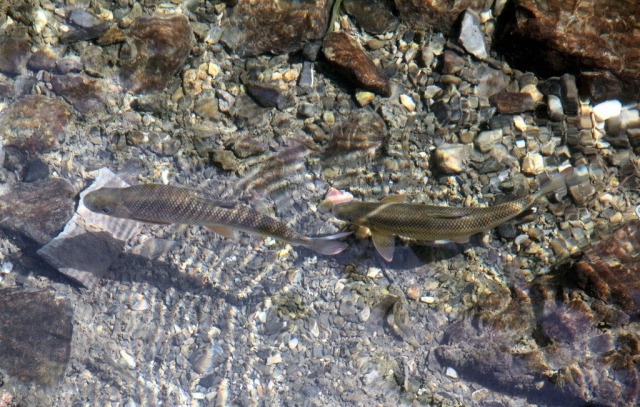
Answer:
[520,84,544,103]
[420,296,435,304]
[399,94,416,111]
[120,349,136,369]
[323,31,391,96]
[0,261,13,274]
[521,152,544,175]
[266,353,282,366]
[435,144,469,174]
[592,99,622,121]
[355,90,375,106]
[547,95,564,121]
[445,367,458,379]
[475,129,502,153]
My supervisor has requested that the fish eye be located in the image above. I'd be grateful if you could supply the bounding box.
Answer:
[101,207,111,214]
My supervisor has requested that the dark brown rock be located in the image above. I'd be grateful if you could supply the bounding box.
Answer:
[0,36,30,76]
[0,178,75,246]
[229,0,332,57]
[0,95,70,154]
[50,74,105,114]
[117,14,195,94]
[27,48,58,72]
[497,0,640,101]
[343,0,400,34]
[489,91,535,114]
[323,32,391,96]
[0,289,73,387]
[394,0,486,32]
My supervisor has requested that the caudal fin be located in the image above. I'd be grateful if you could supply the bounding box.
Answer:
[302,231,352,255]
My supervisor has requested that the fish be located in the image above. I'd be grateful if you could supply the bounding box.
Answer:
[332,173,567,262]
[83,184,350,255]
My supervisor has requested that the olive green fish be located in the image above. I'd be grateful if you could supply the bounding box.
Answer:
[83,184,350,255]
[332,173,566,262]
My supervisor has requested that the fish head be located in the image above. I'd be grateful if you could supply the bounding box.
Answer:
[83,188,133,219]
[332,202,370,227]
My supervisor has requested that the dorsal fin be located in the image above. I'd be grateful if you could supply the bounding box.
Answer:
[380,194,406,204]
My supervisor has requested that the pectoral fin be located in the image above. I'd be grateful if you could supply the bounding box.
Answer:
[380,195,406,203]
[206,225,235,238]
[371,232,395,262]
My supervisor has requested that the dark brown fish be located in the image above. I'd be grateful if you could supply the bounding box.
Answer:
[83,184,349,255]
[332,173,566,262]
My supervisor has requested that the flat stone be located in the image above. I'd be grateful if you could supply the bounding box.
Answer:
[0,95,70,154]
[0,178,75,247]
[37,168,140,289]
[489,91,535,114]
[27,48,58,72]
[229,0,331,57]
[0,289,73,387]
[343,0,399,34]
[395,0,486,33]
[323,32,391,96]
[245,82,281,108]
[50,74,105,114]
[117,14,195,94]
[560,74,579,116]
[458,10,487,59]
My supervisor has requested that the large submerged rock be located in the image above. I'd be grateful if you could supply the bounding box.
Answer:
[227,0,332,57]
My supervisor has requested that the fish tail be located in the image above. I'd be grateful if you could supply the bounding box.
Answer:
[535,172,567,199]
[301,231,352,255]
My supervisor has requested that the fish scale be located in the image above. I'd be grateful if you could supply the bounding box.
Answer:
[83,184,350,255]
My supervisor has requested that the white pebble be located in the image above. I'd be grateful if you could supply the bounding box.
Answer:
[266,353,282,366]
[636,204,640,219]
[592,100,622,122]
[445,367,458,378]
[120,349,136,369]
[288,337,298,349]
[420,296,435,304]
[400,94,416,112]
[1,261,13,274]
[34,9,47,34]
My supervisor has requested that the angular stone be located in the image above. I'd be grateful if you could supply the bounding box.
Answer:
[343,0,400,34]
[37,168,140,289]
[60,8,111,43]
[560,74,579,116]
[489,91,535,114]
[323,32,391,96]
[475,129,503,153]
[435,144,469,174]
[442,50,465,75]
[458,9,487,59]
[245,82,281,108]
[395,0,486,32]
[0,95,70,154]
[0,289,73,387]
[117,14,195,94]
[50,74,105,114]
[0,178,75,247]
[230,0,332,57]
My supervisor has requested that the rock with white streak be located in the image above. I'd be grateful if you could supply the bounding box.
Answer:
[37,168,141,289]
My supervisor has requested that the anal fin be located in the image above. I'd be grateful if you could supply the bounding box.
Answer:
[206,225,235,238]
[371,232,396,262]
